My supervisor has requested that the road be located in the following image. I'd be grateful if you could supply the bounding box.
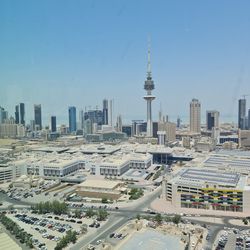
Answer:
[1,189,248,250]
[70,187,162,250]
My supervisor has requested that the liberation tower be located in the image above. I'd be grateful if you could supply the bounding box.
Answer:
[144,40,155,137]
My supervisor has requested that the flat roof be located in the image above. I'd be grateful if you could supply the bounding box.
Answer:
[78,179,121,189]
[180,168,240,185]
[171,168,244,188]
[81,144,121,154]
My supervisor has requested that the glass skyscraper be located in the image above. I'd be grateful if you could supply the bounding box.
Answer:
[69,106,77,133]
[34,104,42,130]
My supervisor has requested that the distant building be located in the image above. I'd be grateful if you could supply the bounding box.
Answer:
[190,98,201,133]
[83,118,92,135]
[20,103,25,126]
[51,116,56,132]
[103,99,109,125]
[68,106,77,133]
[34,104,42,130]
[248,109,250,130]
[239,130,250,148]
[238,98,246,130]
[14,103,25,125]
[122,125,132,137]
[0,117,25,138]
[0,107,8,124]
[206,110,219,130]
[158,121,176,142]
[116,115,122,132]
[15,105,19,124]
[84,109,103,126]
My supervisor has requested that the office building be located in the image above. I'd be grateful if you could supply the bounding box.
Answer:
[51,116,56,132]
[190,98,201,133]
[0,107,8,124]
[0,117,25,138]
[20,103,25,126]
[158,121,176,142]
[206,110,219,130]
[109,100,113,127]
[83,118,92,135]
[15,105,19,124]
[116,115,122,132]
[34,104,42,130]
[239,130,250,148]
[79,109,84,130]
[238,98,246,130]
[84,109,103,126]
[68,106,77,133]
[248,109,250,130]
[14,103,25,125]
[143,41,155,137]
[103,99,109,125]
[122,125,132,137]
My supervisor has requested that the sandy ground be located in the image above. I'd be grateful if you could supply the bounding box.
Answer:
[151,198,249,218]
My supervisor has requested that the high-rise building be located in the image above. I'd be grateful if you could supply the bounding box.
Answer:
[15,105,19,124]
[206,110,219,130]
[190,98,201,133]
[84,109,103,125]
[79,109,84,130]
[143,40,155,137]
[68,106,77,133]
[20,103,25,126]
[0,107,8,124]
[51,116,56,132]
[109,100,113,127]
[177,116,181,128]
[116,115,122,132]
[248,109,250,130]
[15,103,25,125]
[122,125,132,137]
[238,98,246,130]
[103,99,109,125]
[34,104,42,130]
[83,118,92,135]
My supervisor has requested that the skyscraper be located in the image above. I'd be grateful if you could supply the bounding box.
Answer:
[103,99,108,125]
[248,109,250,130]
[15,105,19,124]
[190,98,201,133]
[68,106,77,133]
[51,116,56,132]
[0,106,8,124]
[15,103,25,125]
[238,98,246,130]
[206,110,219,130]
[143,40,155,137]
[84,109,103,125]
[34,104,42,130]
[20,103,25,126]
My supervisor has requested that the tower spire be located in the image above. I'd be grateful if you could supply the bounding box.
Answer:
[147,36,151,76]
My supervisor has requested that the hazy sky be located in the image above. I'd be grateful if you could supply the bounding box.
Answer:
[1,0,250,125]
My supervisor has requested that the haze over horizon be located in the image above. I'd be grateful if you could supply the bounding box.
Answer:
[1,0,250,125]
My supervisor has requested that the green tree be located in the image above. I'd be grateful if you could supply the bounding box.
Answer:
[172,214,181,225]
[97,209,108,221]
[85,208,96,217]
[101,197,108,203]
[155,213,163,224]
[74,209,81,219]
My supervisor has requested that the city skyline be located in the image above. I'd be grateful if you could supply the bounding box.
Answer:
[1,1,250,125]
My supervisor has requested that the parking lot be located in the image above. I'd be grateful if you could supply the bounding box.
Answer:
[6,210,107,250]
[214,228,250,250]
